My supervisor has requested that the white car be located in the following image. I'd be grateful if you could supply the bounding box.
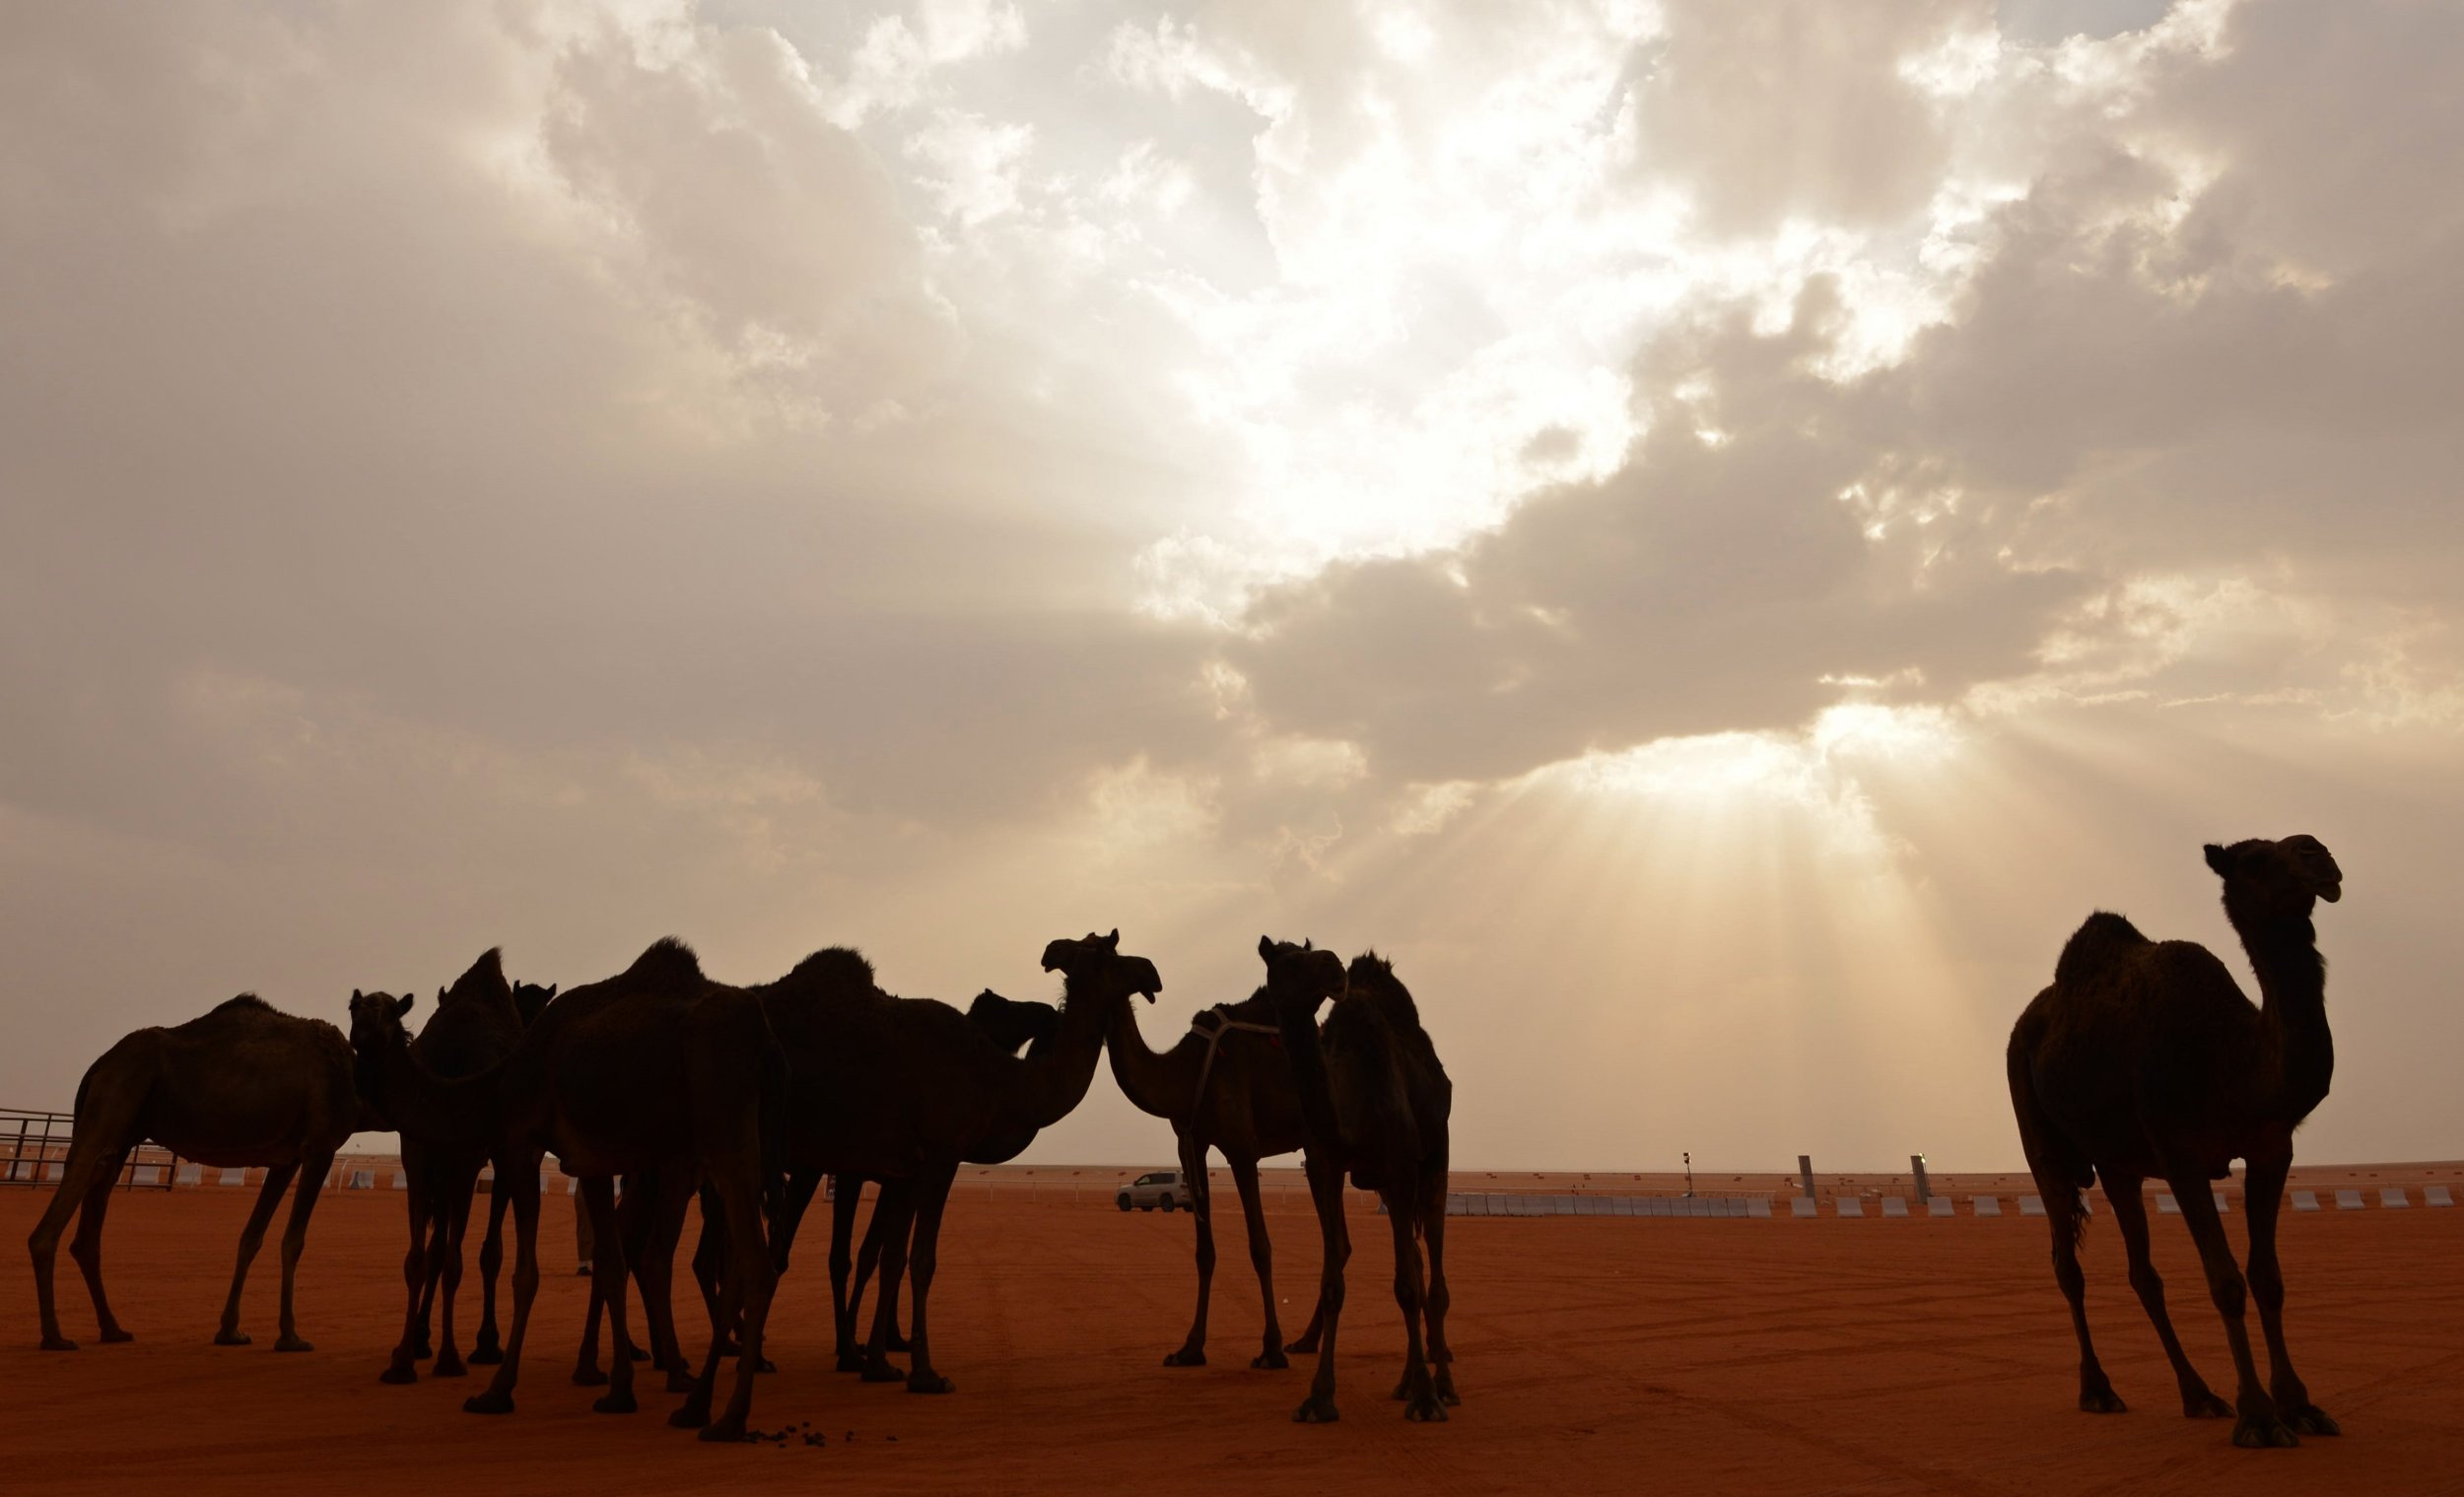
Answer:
[1118,1170,1188,1212]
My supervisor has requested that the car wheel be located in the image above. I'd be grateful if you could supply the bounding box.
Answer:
[1160,1195,1175,1212]
[1118,1196,1131,1212]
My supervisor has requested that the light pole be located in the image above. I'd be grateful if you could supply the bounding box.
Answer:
[1683,1151,1693,1198]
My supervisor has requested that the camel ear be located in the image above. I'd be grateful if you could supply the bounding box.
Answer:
[546,984,558,998]
[393,994,414,1018]
[352,988,363,1001]
[1258,934,1274,961]
[1105,927,1120,949]
[2203,843,2231,877]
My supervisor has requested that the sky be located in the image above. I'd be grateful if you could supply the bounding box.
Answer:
[3,0,2459,1172]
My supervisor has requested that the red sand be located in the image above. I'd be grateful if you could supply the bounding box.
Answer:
[3,1186,2458,1496]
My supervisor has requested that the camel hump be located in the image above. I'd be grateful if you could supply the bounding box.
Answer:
[208,992,273,1016]
[624,936,702,983]
[787,946,875,990]
[2054,912,2149,988]
[444,947,508,1000]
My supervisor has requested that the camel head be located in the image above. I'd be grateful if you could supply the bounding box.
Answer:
[2205,834,2343,917]
[1256,934,1347,1016]
[968,988,1062,1056]
[347,987,417,1053]
[512,981,557,1027]
[1040,928,1163,1003]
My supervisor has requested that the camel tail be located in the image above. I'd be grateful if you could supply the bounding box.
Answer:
[756,1019,791,1227]
[2007,1006,2091,1251]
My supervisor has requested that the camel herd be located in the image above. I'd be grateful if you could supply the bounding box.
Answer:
[23,928,1455,1437]
[24,832,2347,1452]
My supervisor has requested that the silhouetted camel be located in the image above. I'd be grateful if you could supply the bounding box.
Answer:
[379,950,548,1384]
[2009,834,2345,1449]
[29,995,358,1353]
[352,937,787,1440]
[1106,982,1319,1368]
[1255,939,1456,1423]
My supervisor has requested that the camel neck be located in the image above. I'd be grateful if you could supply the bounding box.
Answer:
[1009,975,1114,1130]
[2231,906,2333,1118]
[1105,995,1198,1122]
[361,1033,497,1147]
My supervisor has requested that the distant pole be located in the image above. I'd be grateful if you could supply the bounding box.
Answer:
[1683,1151,1693,1198]
[1798,1154,1815,1200]
[1911,1154,1932,1203]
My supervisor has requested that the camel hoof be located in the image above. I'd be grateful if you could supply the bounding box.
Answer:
[697,1418,746,1444]
[2183,1391,2230,1419]
[463,1391,515,1415]
[907,1371,954,1395]
[1285,1336,1321,1355]
[379,1364,419,1386]
[1404,1395,1449,1423]
[1253,1350,1288,1370]
[747,1355,777,1375]
[2287,1405,2340,1437]
[1164,1348,1206,1367]
[38,1335,77,1352]
[2080,1389,2128,1414]
[835,1352,868,1374]
[1293,1394,1340,1423]
[860,1360,906,1384]
[2232,1414,2300,1449]
[572,1364,609,1387]
[468,1342,503,1366]
[592,1390,637,1415]
[885,1332,912,1353]
[274,1335,312,1353]
[214,1329,251,1346]
[433,1351,465,1377]
[1436,1372,1462,1406]
[98,1327,134,1344]
[665,1369,696,1395]
[668,1400,713,1430]
[627,1345,650,1363]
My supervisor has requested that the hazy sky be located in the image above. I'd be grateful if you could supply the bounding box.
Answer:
[4,0,2458,1171]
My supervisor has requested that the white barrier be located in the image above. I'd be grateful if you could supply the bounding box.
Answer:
[2019,1194,2045,1216]
[174,1164,203,1186]
[392,1171,409,1191]
[1926,1197,1954,1217]
[1837,1196,1865,1218]
[2380,1187,2410,1208]
[1790,1196,1816,1218]
[1880,1196,1908,1218]
[1973,1195,2001,1217]
[131,1165,161,1186]
[2156,1192,2180,1214]
[2335,1190,2365,1210]
[2427,1186,2454,1207]
[220,1167,248,1187]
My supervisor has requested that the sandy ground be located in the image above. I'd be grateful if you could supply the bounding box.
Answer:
[3,1184,2459,1496]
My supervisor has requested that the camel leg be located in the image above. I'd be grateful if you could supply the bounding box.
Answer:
[28,1132,134,1350]
[468,1177,511,1363]
[381,1165,435,1382]
[2165,1168,2294,1448]
[1419,1165,1459,1405]
[770,1169,821,1276]
[575,1270,610,1387]
[431,1178,478,1376]
[2100,1174,2226,1417]
[2243,1152,2336,1437]
[2031,1178,2120,1413]
[673,1170,776,1441]
[214,1160,299,1346]
[859,1184,918,1383]
[691,1182,734,1357]
[899,1163,960,1395]
[635,1170,699,1390]
[412,1206,446,1357]
[1385,1188,1443,1422]
[580,1178,637,1413]
[857,1185,911,1352]
[1293,1153,1350,1423]
[1167,1134,1215,1366]
[269,1152,332,1351]
[464,1158,541,1415]
[1229,1156,1288,1369]
[829,1177,867,1370]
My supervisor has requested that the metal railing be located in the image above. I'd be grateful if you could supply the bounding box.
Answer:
[1,1108,178,1191]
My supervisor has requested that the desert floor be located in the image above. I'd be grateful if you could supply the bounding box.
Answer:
[3,1182,2458,1496]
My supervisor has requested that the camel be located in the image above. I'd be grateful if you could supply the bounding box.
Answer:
[2008,834,2345,1450]
[1254,938,1457,1423]
[378,950,547,1384]
[712,931,1157,1392]
[29,994,359,1353]
[630,985,1061,1381]
[1104,978,1319,1368]
[351,936,787,1440]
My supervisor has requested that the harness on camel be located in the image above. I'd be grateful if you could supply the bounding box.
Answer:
[1188,1005,1279,1110]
